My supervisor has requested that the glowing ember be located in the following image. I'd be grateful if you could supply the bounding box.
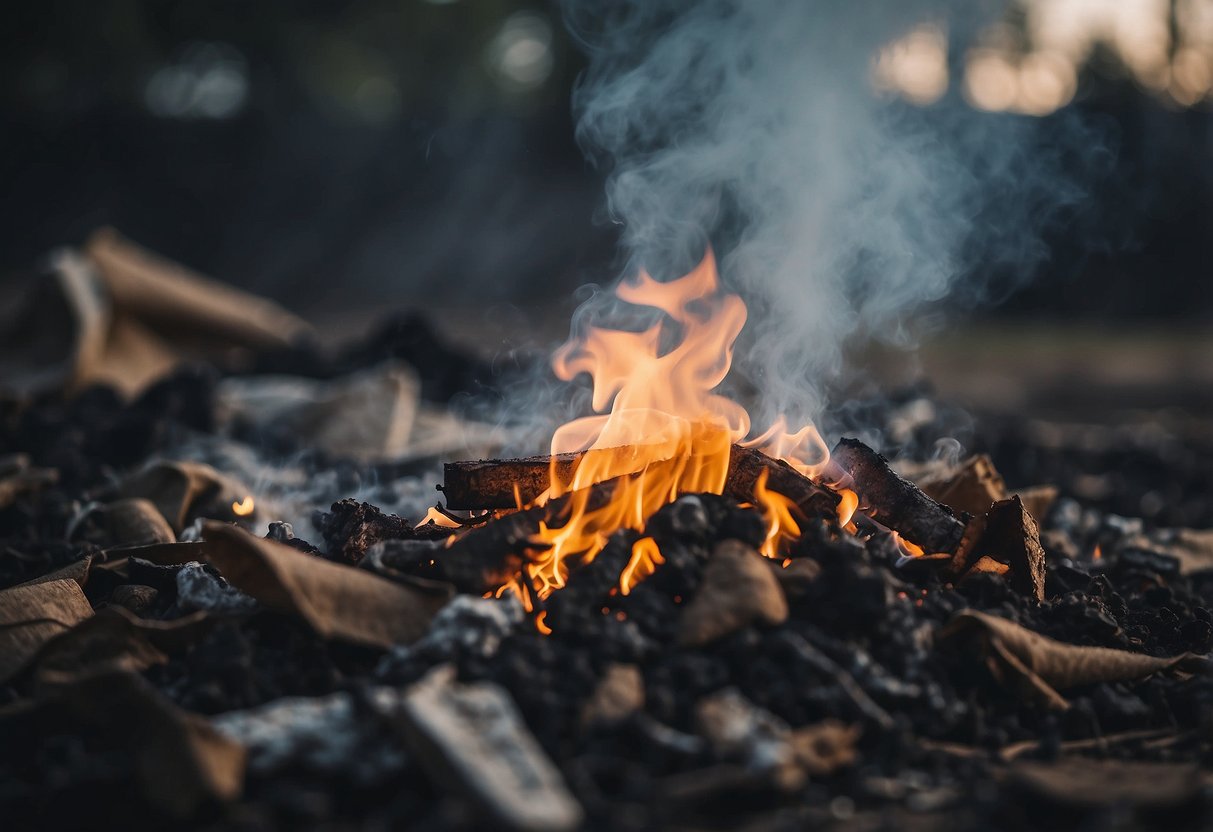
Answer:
[232,496,255,516]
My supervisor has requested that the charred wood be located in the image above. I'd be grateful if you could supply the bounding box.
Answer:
[441,445,840,519]
[829,439,968,554]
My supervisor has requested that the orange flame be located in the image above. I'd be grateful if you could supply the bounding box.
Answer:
[753,469,802,559]
[497,249,836,610]
[232,496,255,517]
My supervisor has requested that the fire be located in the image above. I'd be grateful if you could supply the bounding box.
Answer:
[496,248,833,605]
[753,469,801,559]
[232,496,255,516]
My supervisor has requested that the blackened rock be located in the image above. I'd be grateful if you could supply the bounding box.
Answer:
[376,595,523,681]
[678,541,788,647]
[176,562,259,615]
[546,531,637,633]
[1114,547,1181,580]
[581,664,644,727]
[212,691,407,786]
[315,499,419,565]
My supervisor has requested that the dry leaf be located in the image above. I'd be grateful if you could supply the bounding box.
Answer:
[940,610,1206,709]
[920,454,1008,515]
[69,498,176,547]
[86,227,310,352]
[1010,757,1200,809]
[31,606,211,683]
[17,556,92,589]
[201,521,451,648]
[43,669,245,817]
[0,578,94,682]
[119,460,254,532]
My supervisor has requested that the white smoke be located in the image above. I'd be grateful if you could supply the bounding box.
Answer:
[563,0,1098,430]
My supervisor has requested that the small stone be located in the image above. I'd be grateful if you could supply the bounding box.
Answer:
[266,521,294,542]
[212,691,407,786]
[694,688,803,790]
[110,584,159,614]
[580,663,644,727]
[175,562,258,614]
[678,540,788,647]
[393,665,584,832]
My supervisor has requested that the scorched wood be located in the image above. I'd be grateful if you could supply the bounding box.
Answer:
[442,445,840,518]
[829,438,967,554]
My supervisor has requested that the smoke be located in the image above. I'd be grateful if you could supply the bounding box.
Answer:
[562,0,1102,430]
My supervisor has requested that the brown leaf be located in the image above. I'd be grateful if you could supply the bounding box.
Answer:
[0,578,94,683]
[69,498,176,547]
[1010,758,1200,809]
[679,540,789,647]
[18,556,93,589]
[919,454,1008,515]
[31,606,212,682]
[87,227,311,353]
[43,669,245,817]
[120,460,254,532]
[940,610,1206,709]
[201,521,451,649]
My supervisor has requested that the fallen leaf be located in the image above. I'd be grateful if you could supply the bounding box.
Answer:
[919,454,1008,516]
[940,610,1206,709]
[17,556,92,589]
[1010,757,1200,809]
[31,606,212,682]
[42,669,245,817]
[69,498,176,547]
[201,521,451,648]
[679,540,788,647]
[120,460,254,532]
[0,578,94,682]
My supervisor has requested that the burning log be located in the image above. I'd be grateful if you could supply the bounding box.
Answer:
[442,452,583,510]
[442,445,839,517]
[829,438,968,554]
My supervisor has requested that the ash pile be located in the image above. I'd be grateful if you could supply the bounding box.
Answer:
[3,232,1213,831]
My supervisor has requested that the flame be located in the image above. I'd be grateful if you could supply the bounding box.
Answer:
[892,532,926,559]
[417,506,462,529]
[232,496,255,516]
[753,469,802,559]
[496,249,836,610]
[620,536,665,595]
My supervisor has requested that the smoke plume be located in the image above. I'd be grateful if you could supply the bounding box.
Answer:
[563,0,1100,430]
